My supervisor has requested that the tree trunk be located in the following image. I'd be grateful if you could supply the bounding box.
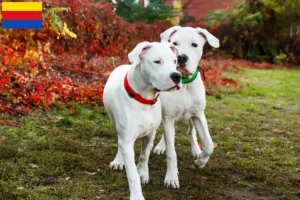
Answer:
[172,0,182,25]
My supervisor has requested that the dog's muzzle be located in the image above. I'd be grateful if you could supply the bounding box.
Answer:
[177,54,188,68]
[177,54,193,76]
[170,72,181,84]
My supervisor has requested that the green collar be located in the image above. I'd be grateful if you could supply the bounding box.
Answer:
[182,69,199,84]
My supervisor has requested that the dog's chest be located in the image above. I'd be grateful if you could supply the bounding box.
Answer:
[161,88,206,122]
[136,110,161,138]
[176,97,204,121]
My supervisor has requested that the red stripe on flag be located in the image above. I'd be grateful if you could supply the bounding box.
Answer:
[2,11,42,20]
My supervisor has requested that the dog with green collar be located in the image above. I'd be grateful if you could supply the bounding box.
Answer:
[153,26,220,188]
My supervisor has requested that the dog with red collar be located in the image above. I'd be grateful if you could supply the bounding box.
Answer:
[103,41,181,200]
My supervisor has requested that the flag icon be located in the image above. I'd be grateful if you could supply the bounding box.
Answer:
[2,2,42,29]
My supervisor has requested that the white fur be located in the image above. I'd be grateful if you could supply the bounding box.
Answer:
[103,42,180,200]
[154,26,220,188]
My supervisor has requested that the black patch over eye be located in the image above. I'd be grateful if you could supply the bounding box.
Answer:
[154,60,161,64]
[191,43,198,47]
[173,42,178,46]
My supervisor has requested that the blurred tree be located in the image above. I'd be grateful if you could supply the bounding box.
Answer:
[262,0,300,39]
[207,0,300,65]
[109,0,177,23]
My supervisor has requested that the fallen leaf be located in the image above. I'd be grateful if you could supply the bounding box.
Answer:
[12,123,20,128]
[29,164,39,168]
[198,141,218,149]
[272,129,285,134]
[24,107,30,114]
[230,145,237,151]
[84,171,97,175]
[69,108,75,114]
[18,167,26,174]
[3,117,10,122]
[48,116,62,122]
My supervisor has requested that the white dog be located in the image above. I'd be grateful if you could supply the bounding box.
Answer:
[152,26,220,188]
[103,41,181,200]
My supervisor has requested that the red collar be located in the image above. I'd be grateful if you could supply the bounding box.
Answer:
[124,73,159,105]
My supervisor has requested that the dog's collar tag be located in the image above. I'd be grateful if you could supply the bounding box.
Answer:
[182,69,199,84]
[124,73,159,105]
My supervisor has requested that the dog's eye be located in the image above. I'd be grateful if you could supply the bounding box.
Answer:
[191,43,198,47]
[174,60,177,64]
[173,42,178,46]
[154,60,161,64]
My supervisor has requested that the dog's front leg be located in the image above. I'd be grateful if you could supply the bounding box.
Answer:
[137,132,156,185]
[163,118,180,188]
[119,137,145,200]
[192,113,214,168]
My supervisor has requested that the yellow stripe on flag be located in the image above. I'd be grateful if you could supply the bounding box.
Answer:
[2,2,42,11]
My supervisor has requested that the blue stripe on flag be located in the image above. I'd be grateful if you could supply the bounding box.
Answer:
[2,20,42,29]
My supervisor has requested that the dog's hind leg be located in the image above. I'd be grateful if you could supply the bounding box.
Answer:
[192,113,214,168]
[153,134,166,155]
[137,132,156,185]
[109,146,124,170]
[188,119,201,158]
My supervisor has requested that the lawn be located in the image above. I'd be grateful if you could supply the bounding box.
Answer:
[0,68,299,200]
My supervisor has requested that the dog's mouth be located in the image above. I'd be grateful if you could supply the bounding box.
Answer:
[177,64,193,78]
[177,63,186,69]
[155,85,180,92]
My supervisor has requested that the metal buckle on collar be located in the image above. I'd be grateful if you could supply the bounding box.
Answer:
[129,90,135,98]
[151,94,160,105]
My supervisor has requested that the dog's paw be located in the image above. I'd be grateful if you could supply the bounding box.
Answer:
[130,192,145,200]
[153,144,166,155]
[109,160,124,170]
[137,164,149,185]
[140,174,149,185]
[191,144,202,158]
[194,153,209,168]
[164,171,180,189]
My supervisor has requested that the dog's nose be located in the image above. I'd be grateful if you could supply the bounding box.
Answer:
[170,72,181,84]
[178,54,188,64]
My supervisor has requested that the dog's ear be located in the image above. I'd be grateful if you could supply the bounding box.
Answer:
[196,28,220,48]
[160,26,181,42]
[162,42,180,56]
[170,45,179,56]
[128,42,152,63]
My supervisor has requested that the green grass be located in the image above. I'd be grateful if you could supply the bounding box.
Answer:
[0,69,299,200]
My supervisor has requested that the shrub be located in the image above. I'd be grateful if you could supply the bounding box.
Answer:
[0,1,171,115]
[206,0,300,66]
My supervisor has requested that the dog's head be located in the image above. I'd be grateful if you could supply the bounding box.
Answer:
[160,26,220,77]
[128,41,181,92]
